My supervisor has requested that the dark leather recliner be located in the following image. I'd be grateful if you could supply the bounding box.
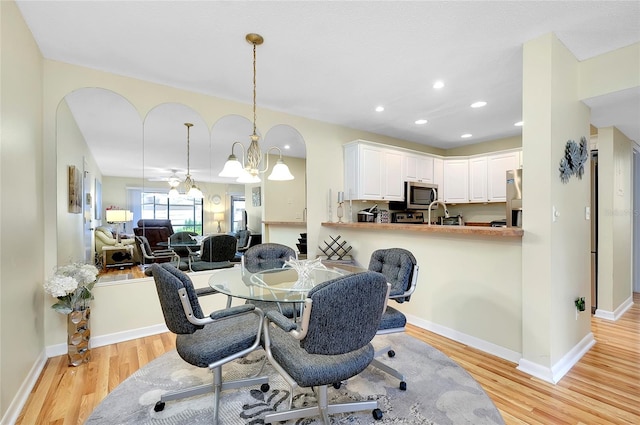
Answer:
[133,219,174,252]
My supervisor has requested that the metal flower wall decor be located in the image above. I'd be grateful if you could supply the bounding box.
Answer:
[559,136,588,183]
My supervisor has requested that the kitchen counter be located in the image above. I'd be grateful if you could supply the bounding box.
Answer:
[321,221,523,237]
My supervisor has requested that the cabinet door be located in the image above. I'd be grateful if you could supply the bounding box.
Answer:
[360,145,383,199]
[443,159,469,203]
[468,156,488,202]
[433,157,444,200]
[487,151,520,202]
[383,149,404,200]
[405,154,434,183]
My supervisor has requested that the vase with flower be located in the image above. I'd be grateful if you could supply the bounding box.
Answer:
[44,263,98,366]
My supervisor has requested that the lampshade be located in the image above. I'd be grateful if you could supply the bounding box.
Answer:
[218,155,244,177]
[268,159,294,181]
[213,212,224,222]
[105,210,133,223]
[237,169,261,184]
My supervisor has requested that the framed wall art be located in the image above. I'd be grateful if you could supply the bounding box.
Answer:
[252,186,261,207]
[68,165,82,214]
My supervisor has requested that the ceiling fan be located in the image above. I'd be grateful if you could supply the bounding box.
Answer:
[147,169,181,188]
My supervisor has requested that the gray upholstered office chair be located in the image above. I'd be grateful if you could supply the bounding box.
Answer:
[262,271,390,424]
[188,234,237,272]
[150,263,269,422]
[241,243,298,316]
[135,235,180,272]
[367,248,419,391]
[241,242,297,273]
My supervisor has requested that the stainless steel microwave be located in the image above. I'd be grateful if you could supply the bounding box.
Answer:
[389,181,438,210]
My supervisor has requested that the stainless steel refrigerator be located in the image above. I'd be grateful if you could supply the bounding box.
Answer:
[590,151,598,313]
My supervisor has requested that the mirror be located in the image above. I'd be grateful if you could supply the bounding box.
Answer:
[56,88,142,268]
[57,88,307,279]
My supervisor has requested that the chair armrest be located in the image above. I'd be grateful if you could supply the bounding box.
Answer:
[265,310,297,332]
[195,287,220,297]
[178,288,259,326]
[209,304,255,320]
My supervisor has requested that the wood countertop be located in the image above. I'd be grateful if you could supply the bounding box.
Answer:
[263,221,307,226]
[321,221,523,237]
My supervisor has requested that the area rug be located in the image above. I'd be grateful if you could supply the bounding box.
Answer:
[86,333,504,424]
[97,273,133,283]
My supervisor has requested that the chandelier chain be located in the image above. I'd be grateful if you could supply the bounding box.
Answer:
[252,41,257,136]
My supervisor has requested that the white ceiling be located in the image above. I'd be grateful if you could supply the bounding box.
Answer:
[15,0,640,182]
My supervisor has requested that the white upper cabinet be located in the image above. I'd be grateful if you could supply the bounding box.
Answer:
[433,157,444,201]
[468,156,488,202]
[487,151,520,202]
[443,158,469,203]
[404,153,434,183]
[344,141,404,201]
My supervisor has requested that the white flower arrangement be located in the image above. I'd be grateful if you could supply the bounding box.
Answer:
[44,263,99,314]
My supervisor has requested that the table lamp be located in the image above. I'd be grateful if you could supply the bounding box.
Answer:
[214,212,224,233]
[105,209,133,245]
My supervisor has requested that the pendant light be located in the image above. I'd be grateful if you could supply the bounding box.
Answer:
[219,33,294,182]
[172,122,203,199]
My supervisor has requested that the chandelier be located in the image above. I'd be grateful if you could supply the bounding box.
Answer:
[169,122,203,198]
[219,33,294,183]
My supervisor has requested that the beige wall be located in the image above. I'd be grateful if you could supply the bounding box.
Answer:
[0,0,44,419]
[597,127,633,313]
[521,33,592,379]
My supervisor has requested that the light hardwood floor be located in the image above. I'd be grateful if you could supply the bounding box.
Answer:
[16,293,639,425]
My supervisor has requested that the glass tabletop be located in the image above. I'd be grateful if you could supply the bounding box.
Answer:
[208,264,361,303]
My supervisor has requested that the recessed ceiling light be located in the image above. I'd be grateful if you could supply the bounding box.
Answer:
[433,80,445,89]
[375,106,385,112]
[415,119,428,125]
[283,145,291,150]
[514,121,523,127]
[461,133,472,138]
[470,101,487,108]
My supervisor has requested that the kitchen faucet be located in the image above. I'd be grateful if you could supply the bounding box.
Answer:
[427,200,449,225]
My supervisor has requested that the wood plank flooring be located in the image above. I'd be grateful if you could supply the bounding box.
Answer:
[16,293,639,425]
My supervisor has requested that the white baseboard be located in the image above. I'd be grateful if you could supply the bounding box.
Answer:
[517,332,596,384]
[45,323,168,357]
[405,313,522,364]
[0,351,48,425]
[1,323,170,425]
[594,296,634,321]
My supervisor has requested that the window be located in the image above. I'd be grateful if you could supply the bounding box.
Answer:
[230,196,245,233]
[141,192,203,234]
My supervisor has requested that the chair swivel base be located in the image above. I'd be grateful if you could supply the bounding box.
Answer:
[263,384,383,425]
[154,375,269,411]
[372,345,407,390]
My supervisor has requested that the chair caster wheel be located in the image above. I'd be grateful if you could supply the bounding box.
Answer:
[154,401,165,412]
[260,383,270,392]
[372,408,383,420]
[387,350,395,358]
[332,382,342,389]
[399,381,407,391]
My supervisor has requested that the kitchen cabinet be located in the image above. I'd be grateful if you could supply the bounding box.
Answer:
[468,156,488,202]
[404,153,434,183]
[433,157,444,200]
[487,150,520,202]
[344,141,404,201]
[443,158,469,203]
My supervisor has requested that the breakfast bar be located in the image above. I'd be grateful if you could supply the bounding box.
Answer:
[322,222,524,237]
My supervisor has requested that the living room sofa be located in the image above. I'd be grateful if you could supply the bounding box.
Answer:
[94,226,141,264]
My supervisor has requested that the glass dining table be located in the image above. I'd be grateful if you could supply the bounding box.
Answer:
[207,262,365,306]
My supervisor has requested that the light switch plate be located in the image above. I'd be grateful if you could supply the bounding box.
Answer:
[585,206,590,220]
